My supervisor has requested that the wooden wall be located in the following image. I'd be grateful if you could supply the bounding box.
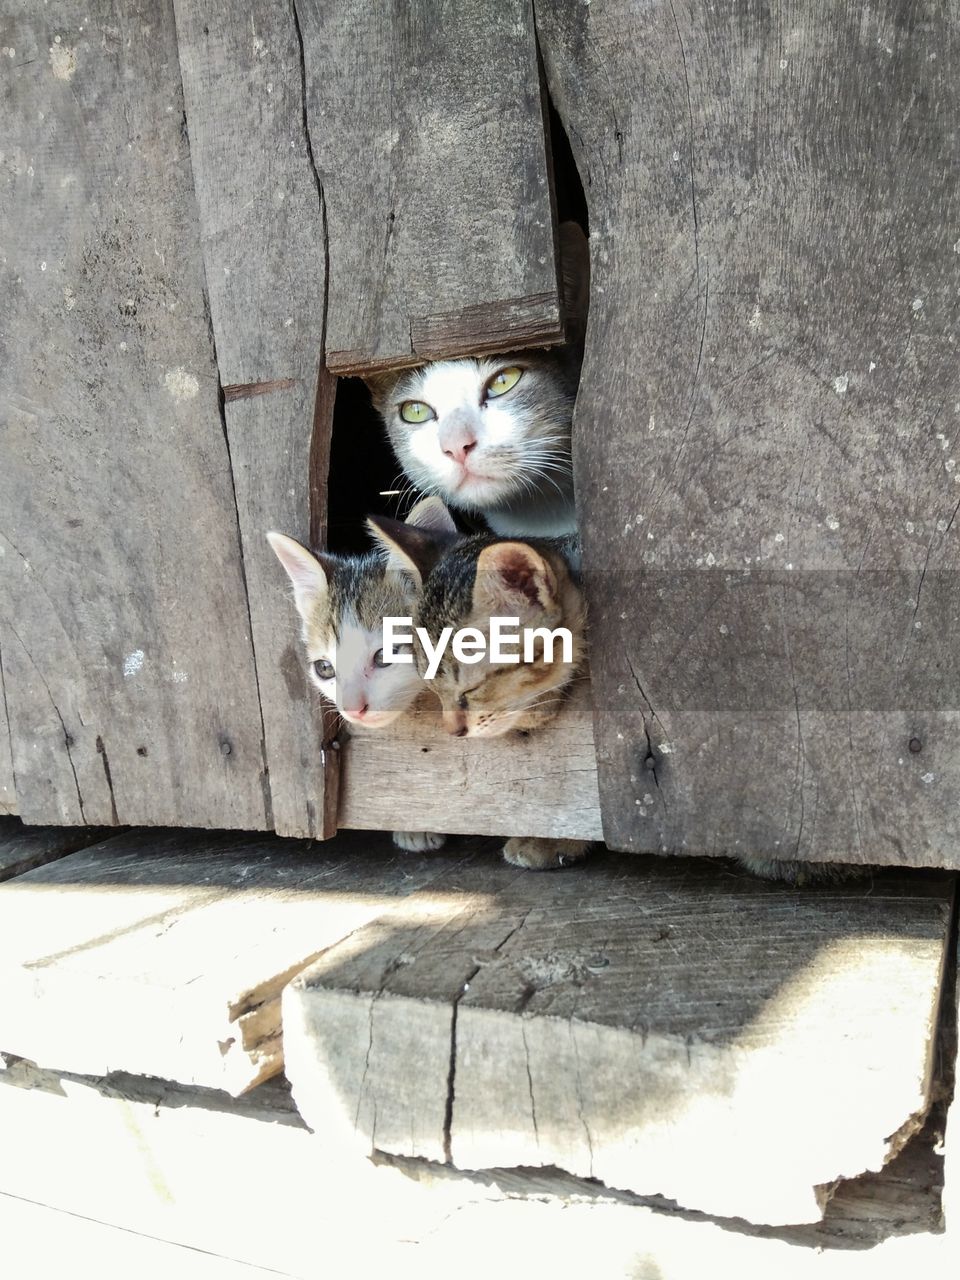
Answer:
[3,1,957,869]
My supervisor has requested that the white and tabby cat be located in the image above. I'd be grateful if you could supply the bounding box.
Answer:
[267,497,456,853]
[367,223,589,539]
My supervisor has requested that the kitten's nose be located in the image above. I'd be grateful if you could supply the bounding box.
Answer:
[344,700,369,720]
[443,709,469,736]
[439,422,477,465]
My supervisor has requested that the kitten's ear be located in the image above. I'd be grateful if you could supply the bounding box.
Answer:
[266,532,329,622]
[557,221,590,341]
[367,514,456,585]
[405,495,458,535]
[474,542,560,618]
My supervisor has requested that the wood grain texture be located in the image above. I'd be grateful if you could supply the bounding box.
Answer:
[173,0,337,838]
[0,1,268,829]
[285,852,953,1224]
[536,0,960,868]
[0,815,108,883]
[0,653,15,815]
[296,0,562,373]
[0,827,468,1094]
[337,679,602,841]
[0,1059,948,1272]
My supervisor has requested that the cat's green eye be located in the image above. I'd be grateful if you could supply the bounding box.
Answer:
[400,400,435,424]
[485,366,523,399]
[313,658,335,681]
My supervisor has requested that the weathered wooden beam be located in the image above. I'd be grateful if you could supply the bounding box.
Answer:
[0,654,15,815]
[536,0,960,869]
[0,828,470,1094]
[0,816,108,884]
[296,0,562,372]
[0,1,269,829]
[337,679,602,842]
[173,0,337,838]
[0,1056,947,1273]
[284,854,954,1225]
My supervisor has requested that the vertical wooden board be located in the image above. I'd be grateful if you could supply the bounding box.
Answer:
[0,649,15,815]
[173,1,335,839]
[297,0,562,373]
[0,2,269,829]
[537,0,960,867]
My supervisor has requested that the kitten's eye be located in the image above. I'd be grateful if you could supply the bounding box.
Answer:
[373,648,388,667]
[485,366,523,399]
[400,400,436,424]
[313,658,335,680]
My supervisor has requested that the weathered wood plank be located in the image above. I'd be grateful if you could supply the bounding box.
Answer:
[0,2,269,829]
[0,1058,947,1274]
[285,853,953,1224]
[536,1,960,868]
[0,828,469,1094]
[337,679,602,842]
[0,815,108,883]
[173,1,337,839]
[297,0,562,373]
[0,650,15,815]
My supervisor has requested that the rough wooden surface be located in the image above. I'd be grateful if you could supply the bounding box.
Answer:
[0,661,15,815]
[0,816,107,883]
[174,0,337,839]
[0,1057,948,1277]
[338,679,602,841]
[285,853,954,1225]
[0,828,467,1093]
[0,1,268,829]
[297,0,562,373]
[537,1,960,868]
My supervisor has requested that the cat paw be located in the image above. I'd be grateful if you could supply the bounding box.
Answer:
[737,856,865,886]
[392,830,447,853]
[502,837,592,871]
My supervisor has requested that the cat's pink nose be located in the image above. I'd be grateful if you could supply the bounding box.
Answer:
[345,701,369,720]
[439,425,477,465]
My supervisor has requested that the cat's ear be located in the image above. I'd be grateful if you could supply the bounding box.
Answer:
[557,221,590,342]
[363,369,401,413]
[474,542,560,619]
[405,495,458,535]
[366,513,456,585]
[266,532,330,622]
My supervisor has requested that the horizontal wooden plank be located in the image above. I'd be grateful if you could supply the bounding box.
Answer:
[0,816,109,884]
[337,678,602,842]
[284,853,954,1224]
[298,0,562,371]
[0,1056,947,1274]
[0,828,473,1093]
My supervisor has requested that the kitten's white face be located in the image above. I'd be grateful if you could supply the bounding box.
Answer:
[375,356,575,515]
[306,608,418,729]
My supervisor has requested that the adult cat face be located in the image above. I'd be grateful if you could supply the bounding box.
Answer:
[369,352,577,517]
[268,498,455,728]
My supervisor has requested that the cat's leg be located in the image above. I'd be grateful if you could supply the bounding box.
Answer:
[502,837,592,870]
[392,831,447,852]
[737,855,867,885]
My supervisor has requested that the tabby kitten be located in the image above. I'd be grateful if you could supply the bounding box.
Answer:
[369,512,591,870]
[268,497,455,853]
[367,223,589,540]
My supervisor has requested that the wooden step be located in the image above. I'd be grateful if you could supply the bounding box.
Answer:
[0,1056,950,1277]
[0,827,472,1093]
[283,852,955,1225]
